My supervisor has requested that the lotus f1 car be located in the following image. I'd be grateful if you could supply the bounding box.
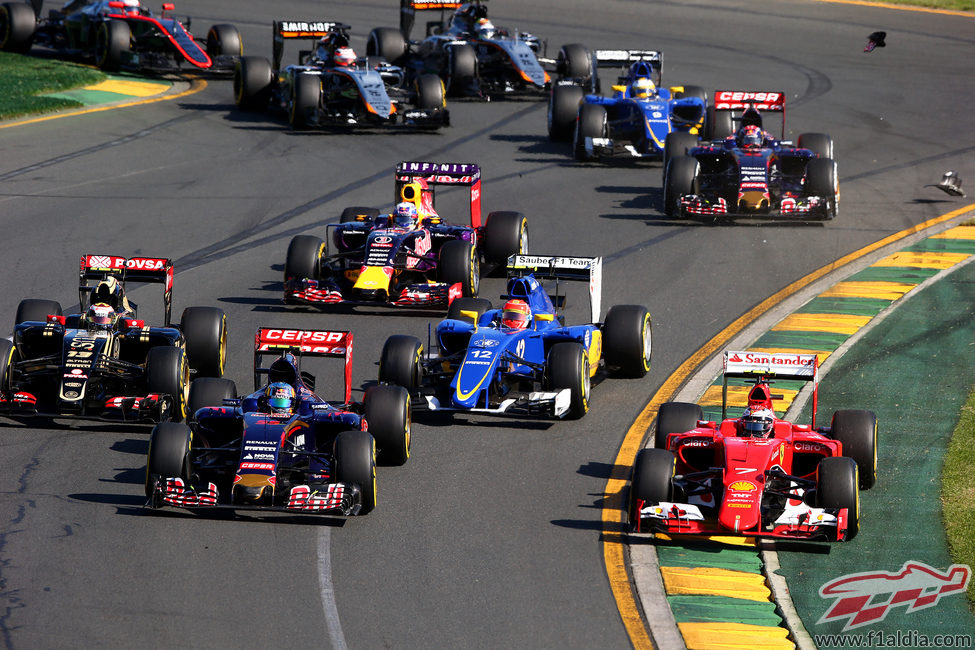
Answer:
[284,161,529,310]
[547,50,709,163]
[629,350,878,542]
[378,254,652,420]
[663,90,839,220]
[0,254,228,423]
[233,20,448,130]
[0,0,241,72]
[365,0,593,99]
[145,327,412,517]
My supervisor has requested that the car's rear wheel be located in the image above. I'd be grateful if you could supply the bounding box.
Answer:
[798,132,833,159]
[366,27,407,65]
[664,155,699,218]
[290,74,320,130]
[206,23,242,57]
[339,206,380,222]
[0,2,36,53]
[546,341,590,419]
[334,430,376,515]
[557,43,592,82]
[364,385,411,466]
[805,157,838,220]
[446,43,476,97]
[602,304,652,378]
[830,409,877,489]
[675,85,707,102]
[187,377,237,421]
[446,297,492,324]
[379,335,423,393]
[573,103,606,161]
[234,55,273,111]
[655,401,703,449]
[706,106,734,140]
[180,307,227,378]
[629,447,676,527]
[415,73,445,110]
[285,235,324,283]
[94,19,130,72]
[548,83,584,142]
[145,422,191,499]
[816,456,859,540]
[146,346,189,422]
[15,298,62,326]
[438,239,478,297]
[483,211,528,267]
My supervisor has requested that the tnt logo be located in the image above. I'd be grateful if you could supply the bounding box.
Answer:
[818,561,970,631]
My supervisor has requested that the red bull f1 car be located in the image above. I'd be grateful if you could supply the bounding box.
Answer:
[233,20,448,130]
[663,90,839,220]
[0,254,228,423]
[284,161,529,310]
[145,327,411,517]
[366,0,593,99]
[0,0,241,72]
[378,254,652,420]
[629,350,878,541]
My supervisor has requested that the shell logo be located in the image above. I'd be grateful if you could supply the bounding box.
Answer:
[728,480,757,492]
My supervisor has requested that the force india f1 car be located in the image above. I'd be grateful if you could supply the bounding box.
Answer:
[547,50,709,163]
[629,350,878,542]
[366,0,593,99]
[0,0,241,72]
[284,161,529,310]
[663,90,840,220]
[0,255,228,423]
[378,254,652,420]
[233,20,448,130]
[145,327,411,517]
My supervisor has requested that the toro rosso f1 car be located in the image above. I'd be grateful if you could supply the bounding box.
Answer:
[629,350,878,541]
[547,50,709,163]
[366,0,593,99]
[145,327,411,516]
[0,254,228,423]
[663,90,839,220]
[0,0,241,72]
[378,254,652,420]
[284,161,529,310]
[233,20,448,130]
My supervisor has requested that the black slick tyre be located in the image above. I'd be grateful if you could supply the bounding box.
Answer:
[655,401,703,449]
[438,239,479,297]
[557,43,592,82]
[664,131,698,175]
[628,447,675,527]
[446,297,492,324]
[186,377,236,421]
[830,409,877,489]
[805,157,838,220]
[146,346,189,422]
[0,2,36,53]
[483,211,528,266]
[339,207,380,222]
[145,422,191,498]
[798,132,833,159]
[664,155,698,218]
[206,23,242,57]
[674,85,706,102]
[364,385,411,466]
[602,305,652,378]
[285,235,324,282]
[335,430,376,515]
[379,335,423,393]
[415,73,445,110]
[446,43,476,97]
[706,106,734,140]
[546,341,590,419]
[95,19,130,71]
[366,27,406,65]
[16,298,62,325]
[234,55,273,111]
[573,103,606,161]
[816,456,859,540]
[0,338,15,394]
[548,83,584,142]
[290,74,320,130]
[180,307,227,378]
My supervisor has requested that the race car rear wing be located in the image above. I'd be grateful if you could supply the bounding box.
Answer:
[254,327,354,405]
[721,349,820,426]
[79,254,174,325]
[399,0,475,39]
[594,49,663,88]
[712,91,787,139]
[395,161,483,228]
[506,254,602,324]
[271,20,351,69]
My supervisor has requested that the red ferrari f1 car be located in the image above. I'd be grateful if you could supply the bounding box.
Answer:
[629,350,877,541]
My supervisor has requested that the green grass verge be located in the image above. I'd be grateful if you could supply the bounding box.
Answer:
[0,52,105,120]
[942,383,975,607]
[860,0,975,9]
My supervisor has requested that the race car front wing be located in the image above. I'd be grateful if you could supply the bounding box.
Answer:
[148,477,363,516]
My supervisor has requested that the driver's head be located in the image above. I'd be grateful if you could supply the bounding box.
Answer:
[475,18,495,39]
[737,124,764,149]
[263,382,296,415]
[393,201,418,228]
[333,47,356,67]
[740,407,774,437]
[86,302,117,333]
[501,299,531,330]
[631,77,655,99]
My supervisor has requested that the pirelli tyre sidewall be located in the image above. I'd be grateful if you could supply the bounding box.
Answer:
[573,103,607,161]
[830,409,878,489]
[816,456,860,541]
[0,338,14,394]
[335,430,377,515]
[655,401,703,450]
[234,55,273,111]
[180,306,227,378]
[186,377,237,422]
[146,345,189,422]
[483,211,529,266]
[95,19,130,72]
[0,2,36,53]
[629,448,676,527]
[145,421,191,499]
[290,73,321,130]
[379,335,423,393]
[546,341,590,419]
[206,23,242,58]
[364,385,411,466]
[284,235,325,283]
[438,239,479,298]
[548,83,584,142]
[602,304,652,378]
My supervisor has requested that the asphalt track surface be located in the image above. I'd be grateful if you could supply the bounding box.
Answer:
[0,1,973,648]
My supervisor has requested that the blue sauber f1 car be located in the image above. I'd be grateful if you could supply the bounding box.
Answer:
[547,50,709,162]
[378,255,652,420]
[145,327,412,517]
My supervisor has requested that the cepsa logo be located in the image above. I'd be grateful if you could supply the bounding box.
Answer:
[714,91,784,110]
[258,329,347,354]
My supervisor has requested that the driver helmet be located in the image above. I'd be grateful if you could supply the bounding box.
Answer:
[263,382,296,415]
[121,0,140,15]
[86,302,117,333]
[475,18,496,39]
[501,299,531,330]
[737,124,764,149]
[740,407,774,437]
[393,201,418,228]
[631,77,655,99]
[333,47,356,68]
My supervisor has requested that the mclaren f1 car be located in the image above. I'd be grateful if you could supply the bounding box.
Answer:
[0,254,227,423]
[145,327,411,517]
[629,350,878,541]
[0,0,241,72]
[283,161,529,310]
[377,254,652,420]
